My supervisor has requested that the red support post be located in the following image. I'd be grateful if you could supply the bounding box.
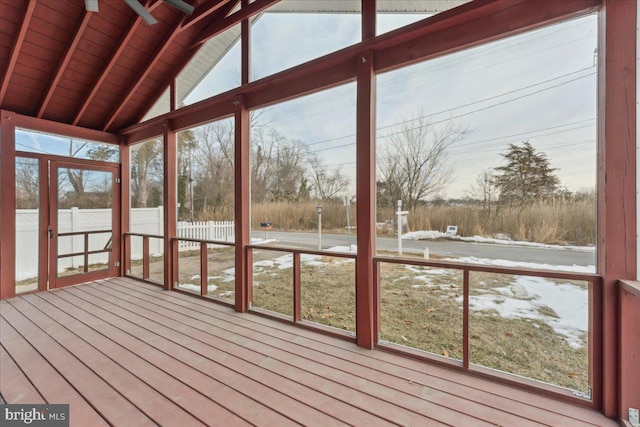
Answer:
[234,95,250,312]
[200,241,208,296]
[355,51,376,349]
[38,159,48,292]
[293,252,301,322]
[120,140,130,276]
[241,0,250,85]
[463,269,470,369]
[0,110,16,300]
[163,120,177,290]
[361,0,376,40]
[597,0,637,418]
[143,236,150,280]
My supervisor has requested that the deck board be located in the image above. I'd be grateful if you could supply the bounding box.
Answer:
[0,277,618,427]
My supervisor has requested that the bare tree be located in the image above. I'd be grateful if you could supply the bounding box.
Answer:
[192,120,235,215]
[465,169,499,216]
[378,113,468,210]
[131,139,163,208]
[307,154,350,201]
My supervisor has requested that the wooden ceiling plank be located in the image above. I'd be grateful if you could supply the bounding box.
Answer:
[191,0,279,48]
[73,0,162,126]
[37,12,93,118]
[102,13,190,131]
[0,0,36,105]
[181,0,232,31]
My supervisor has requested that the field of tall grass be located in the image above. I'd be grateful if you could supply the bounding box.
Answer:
[250,200,595,246]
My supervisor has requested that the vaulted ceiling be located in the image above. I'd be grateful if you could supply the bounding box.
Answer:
[0,0,469,134]
[0,0,262,133]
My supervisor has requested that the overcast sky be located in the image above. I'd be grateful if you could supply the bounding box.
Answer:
[186,10,598,199]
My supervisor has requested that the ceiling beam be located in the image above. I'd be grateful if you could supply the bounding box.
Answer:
[181,0,232,31]
[0,0,36,105]
[191,0,279,48]
[132,0,239,124]
[73,0,162,126]
[38,11,93,118]
[102,11,190,131]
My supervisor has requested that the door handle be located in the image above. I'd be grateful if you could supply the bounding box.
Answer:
[48,226,53,239]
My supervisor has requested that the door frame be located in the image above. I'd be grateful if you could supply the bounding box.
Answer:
[15,152,121,290]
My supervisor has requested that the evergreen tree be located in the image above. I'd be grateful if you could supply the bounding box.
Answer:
[494,141,560,206]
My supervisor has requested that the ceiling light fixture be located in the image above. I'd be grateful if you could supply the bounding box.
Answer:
[86,0,195,25]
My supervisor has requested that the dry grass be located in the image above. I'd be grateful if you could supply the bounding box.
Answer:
[248,200,596,245]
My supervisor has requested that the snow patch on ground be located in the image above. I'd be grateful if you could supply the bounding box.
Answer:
[459,275,588,349]
[443,255,595,274]
[402,230,595,252]
[178,283,219,293]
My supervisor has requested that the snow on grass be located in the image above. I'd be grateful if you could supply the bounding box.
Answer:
[402,230,595,252]
[461,275,588,349]
[443,256,595,274]
[254,252,327,271]
[178,283,219,293]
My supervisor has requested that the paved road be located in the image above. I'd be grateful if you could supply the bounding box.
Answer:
[251,230,596,267]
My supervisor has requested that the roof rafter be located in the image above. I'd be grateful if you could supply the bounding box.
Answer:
[38,11,93,118]
[191,0,280,48]
[181,0,232,31]
[73,0,162,126]
[133,1,239,123]
[0,0,36,105]
[102,10,191,131]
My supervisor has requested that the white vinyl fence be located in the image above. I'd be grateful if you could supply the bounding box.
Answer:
[15,207,234,281]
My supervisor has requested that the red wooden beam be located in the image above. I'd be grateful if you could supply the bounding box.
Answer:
[462,270,470,369]
[0,111,17,300]
[102,11,189,132]
[361,0,376,40]
[191,0,279,48]
[200,242,208,296]
[234,95,250,312]
[120,138,131,276]
[293,252,301,321]
[38,159,48,292]
[38,12,92,118]
[181,0,231,31]
[0,0,36,105]
[619,281,640,420]
[73,0,161,126]
[374,0,600,73]
[14,113,119,144]
[241,0,250,85]
[597,0,637,418]
[355,50,376,349]
[125,0,599,139]
[163,120,177,290]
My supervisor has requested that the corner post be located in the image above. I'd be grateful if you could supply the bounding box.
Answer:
[234,95,250,312]
[0,110,16,300]
[355,51,376,348]
[598,0,637,417]
[163,120,177,290]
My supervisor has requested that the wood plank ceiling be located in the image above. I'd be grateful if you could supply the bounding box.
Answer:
[0,0,248,133]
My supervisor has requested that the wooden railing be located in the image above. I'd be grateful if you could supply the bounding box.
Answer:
[247,244,357,335]
[173,237,235,296]
[122,235,604,406]
[374,255,602,406]
[57,229,112,272]
[123,232,164,283]
[619,280,640,420]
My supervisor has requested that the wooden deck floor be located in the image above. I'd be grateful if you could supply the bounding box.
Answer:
[0,277,617,426]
